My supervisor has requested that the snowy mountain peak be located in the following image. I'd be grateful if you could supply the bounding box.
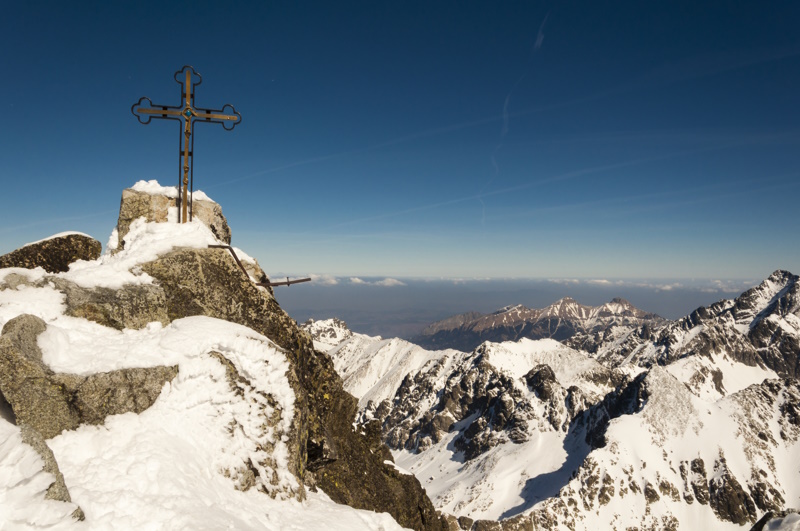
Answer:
[492,303,528,315]
[412,296,663,351]
[301,317,355,350]
[731,269,800,328]
[540,297,591,319]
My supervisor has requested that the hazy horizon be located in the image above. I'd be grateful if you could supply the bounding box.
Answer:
[274,275,764,340]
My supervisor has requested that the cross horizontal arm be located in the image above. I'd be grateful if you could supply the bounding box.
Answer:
[193,103,242,130]
[136,108,183,117]
[194,111,239,121]
[131,97,184,124]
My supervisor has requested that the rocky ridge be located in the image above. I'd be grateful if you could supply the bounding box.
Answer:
[412,297,664,352]
[572,270,800,380]
[309,277,800,530]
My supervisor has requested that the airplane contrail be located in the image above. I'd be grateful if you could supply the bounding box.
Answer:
[480,11,551,224]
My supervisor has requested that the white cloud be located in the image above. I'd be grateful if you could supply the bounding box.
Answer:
[374,278,406,287]
[308,273,339,286]
[349,277,406,287]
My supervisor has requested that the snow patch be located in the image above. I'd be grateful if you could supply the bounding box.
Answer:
[22,231,94,248]
[61,217,221,289]
[131,179,215,203]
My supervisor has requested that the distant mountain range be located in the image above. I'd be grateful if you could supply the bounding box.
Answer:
[410,297,665,352]
[303,269,800,530]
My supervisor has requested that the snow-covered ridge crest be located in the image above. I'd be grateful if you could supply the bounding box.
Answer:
[0,184,438,530]
[302,318,461,409]
[585,269,800,385]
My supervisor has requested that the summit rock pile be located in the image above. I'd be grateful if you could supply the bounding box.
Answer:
[0,181,446,530]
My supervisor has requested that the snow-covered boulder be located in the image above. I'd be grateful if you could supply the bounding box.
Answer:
[0,232,101,273]
[0,313,178,439]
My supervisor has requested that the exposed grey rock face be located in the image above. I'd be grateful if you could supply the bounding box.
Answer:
[0,314,178,439]
[67,365,179,425]
[140,248,293,346]
[19,425,85,521]
[0,233,101,273]
[382,351,534,458]
[413,298,663,352]
[115,187,231,249]
[50,277,170,330]
[374,342,619,462]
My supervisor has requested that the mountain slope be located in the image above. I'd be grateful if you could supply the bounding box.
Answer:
[309,272,800,529]
[573,270,800,378]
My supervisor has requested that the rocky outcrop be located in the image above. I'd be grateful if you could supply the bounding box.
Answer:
[115,186,231,248]
[138,246,447,530]
[140,248,300,350]
[0,314,178,439]
[0,233,101,273]
[0,315,81,438]
[51,277,170,330]
[709,457,758,525]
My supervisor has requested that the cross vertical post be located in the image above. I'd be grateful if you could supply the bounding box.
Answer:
[131,65,241,222]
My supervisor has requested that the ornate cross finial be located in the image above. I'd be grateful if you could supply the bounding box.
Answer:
[131,65,241,223]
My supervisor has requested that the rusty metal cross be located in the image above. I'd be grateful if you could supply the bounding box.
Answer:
[132,65,241,223]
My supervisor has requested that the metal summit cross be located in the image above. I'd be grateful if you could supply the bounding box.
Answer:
[131,65,241,223]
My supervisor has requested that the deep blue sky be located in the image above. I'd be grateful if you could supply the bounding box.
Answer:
[2,1,799,282]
